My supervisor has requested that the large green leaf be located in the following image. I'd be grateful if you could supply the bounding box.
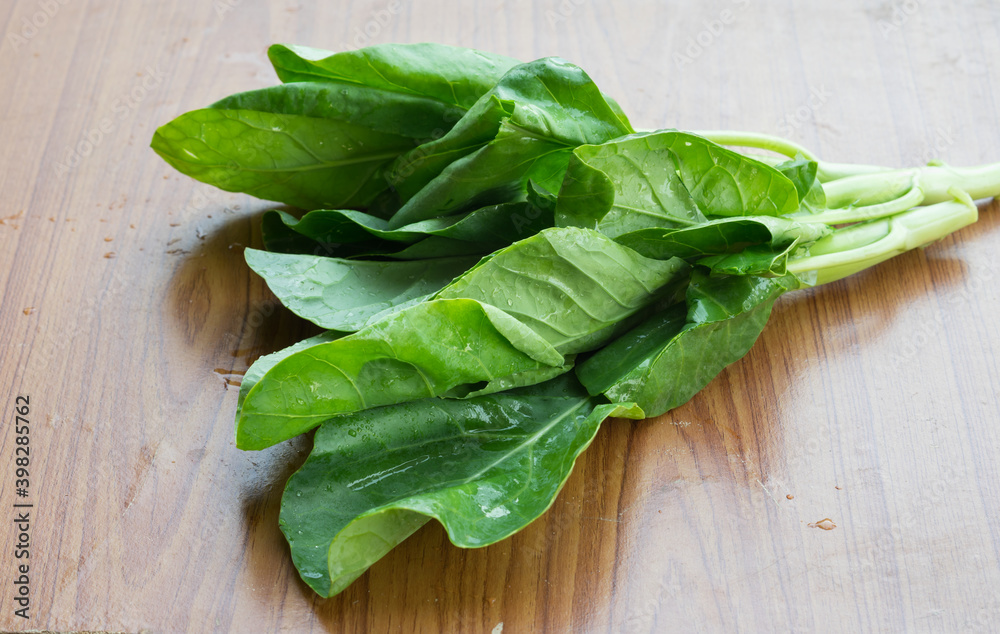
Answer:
[660,131,800,217]
[556,131,707,236]
[238,331,343,411]
[237,299,564,450]
[151,108,415,210]
[576,272,796,416]
[437,227,688,354]
[211,81,465,141]
[280,374,642,597]
[244,249,480,331]
[268,43,519,111]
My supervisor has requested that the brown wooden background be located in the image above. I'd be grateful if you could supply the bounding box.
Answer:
[2,1,1000,632]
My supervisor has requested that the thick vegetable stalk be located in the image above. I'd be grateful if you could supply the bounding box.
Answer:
[151,43,1000,599]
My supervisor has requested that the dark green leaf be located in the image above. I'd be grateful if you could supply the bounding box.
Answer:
[775,156,818,200]
[280,374,642,597]
[151,108,414,210]
[699,244,796,276]
[576,272,796,416]
[260,196,554,257]
[376,236,495,260]
[268,43,520,110]
[388,122,573,227]
[776,156,827,214]
[211,81,465,140]
[614,216,828,261]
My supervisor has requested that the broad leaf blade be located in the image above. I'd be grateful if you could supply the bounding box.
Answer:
[238,331,343,411]
[777,156,827,214]
[244,249,479,331]
[237,299,564,450]
[280,374,642,597]
[437,227,689,354]
[556,131,707,235]
[699,244,797,276]
[260,196,554,257]
[211,81,465,140]
[268,43,520,110]
[151,108,414,210]
[663,131,800,217]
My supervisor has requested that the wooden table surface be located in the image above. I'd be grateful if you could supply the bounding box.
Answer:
[2,1,1000,632]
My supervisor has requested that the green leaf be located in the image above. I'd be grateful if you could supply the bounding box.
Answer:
[386,57,633,223]
[699,244,796,276]
[556,131,707,236]
[436,227,689,354]
[280,374,642,597]
[238,331,343,411]
[211,81,465,141]
[776,156,827,214]
[373,236,494,260]
[268,43,520,111]
[237,298,564,450]
[406,198,555,245]
[388,122,574,227]
[442,359,576,399]
[662,131,800,217]
[244,249,480,331]
[775,156,818,200]
[259,195,554,257]
[576,272,795,416]
[614,216,829,261]
[260,208,424,253]
[151,108,414,210]
[386,94,514,202]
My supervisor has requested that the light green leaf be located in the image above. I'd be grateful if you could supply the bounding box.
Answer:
[437,227,689,354]
[556,131,707,236]
[211,81,465,141]
[237,299,564,450]
[661,131,800,217]
[238,331,343,411]
[244,249,480,331]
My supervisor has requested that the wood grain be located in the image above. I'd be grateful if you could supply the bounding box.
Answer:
[2,0,999,632]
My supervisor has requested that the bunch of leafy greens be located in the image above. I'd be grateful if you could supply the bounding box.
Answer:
[152,43,1000,598]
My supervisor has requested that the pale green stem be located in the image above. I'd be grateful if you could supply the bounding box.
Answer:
[787,188,979,287]
[823,162,1000,208]
[690,130,890,181]
[794,175,925,225]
